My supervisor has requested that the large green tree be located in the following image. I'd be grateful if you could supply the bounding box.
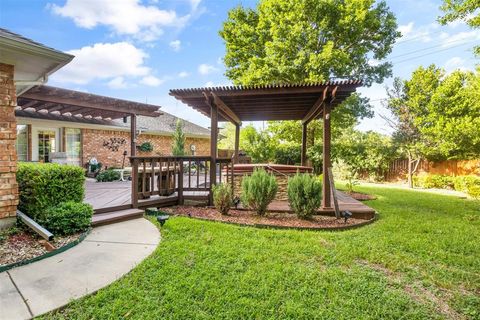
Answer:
[220,0,400,86]
[439,0,480,55]
[385,65,480,186]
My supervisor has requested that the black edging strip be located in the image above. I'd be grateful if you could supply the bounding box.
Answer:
[179,213,378,232]
[0,228,92,274]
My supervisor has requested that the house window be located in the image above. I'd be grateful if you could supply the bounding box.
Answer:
[16,125,28,161]
[65,128,81,165]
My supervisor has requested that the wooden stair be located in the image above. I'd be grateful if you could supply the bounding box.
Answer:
[91,208,144,227]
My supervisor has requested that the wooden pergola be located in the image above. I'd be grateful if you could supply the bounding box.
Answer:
[170,81,362,209]
[18,85,162,156]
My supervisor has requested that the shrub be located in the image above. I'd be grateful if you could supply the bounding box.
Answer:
[17,163,85,219]
[41,201,93,235]
[96,169,121,182]
[414,174,454,189]
[454,175,480,192]
[212,183,233,215]
[241,168,277,216]
[287,173,322,219]
[273,142,301,165]
[467,185,480,200]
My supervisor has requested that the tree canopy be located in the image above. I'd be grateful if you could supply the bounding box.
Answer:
[439,0,480,54]
[172,119,186,156]
[385,65,480,161]
[220,0,400,86]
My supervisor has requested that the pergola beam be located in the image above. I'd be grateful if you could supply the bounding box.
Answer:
[211,92,241,126]
[302,86,329,125]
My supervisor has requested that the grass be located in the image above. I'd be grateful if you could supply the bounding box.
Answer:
[40,185,479,319]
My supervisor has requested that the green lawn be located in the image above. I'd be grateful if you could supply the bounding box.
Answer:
[41,185,479,319]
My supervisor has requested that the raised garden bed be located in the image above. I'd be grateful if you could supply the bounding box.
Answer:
[0,226,87,272]
[163,206,376,231]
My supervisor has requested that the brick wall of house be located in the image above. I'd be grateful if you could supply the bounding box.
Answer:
[82,128,210,168]
[0,63,18,220]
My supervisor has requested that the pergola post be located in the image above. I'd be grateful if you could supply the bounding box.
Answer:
[130,113,137,157]
[301,122,308,166]
[234,123,240,164]
[209,101,218,205]
[322,102,332,209]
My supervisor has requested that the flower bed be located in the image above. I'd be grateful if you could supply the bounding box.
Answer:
[163,206,375,230]
[0,226,86,271]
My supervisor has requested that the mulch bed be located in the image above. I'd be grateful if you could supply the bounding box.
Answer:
[163,206,371,230]
[346,191,377,201]
[0,227,82,267]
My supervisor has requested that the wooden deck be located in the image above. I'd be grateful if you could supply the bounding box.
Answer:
[266,191,375,220]
[86,179,375,219]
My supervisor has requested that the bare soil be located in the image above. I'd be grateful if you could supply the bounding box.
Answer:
[346,191,377,201]
[0,227,82,266]
[163,206,371,230]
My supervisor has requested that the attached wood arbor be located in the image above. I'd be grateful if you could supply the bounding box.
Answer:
[170,81,362,209]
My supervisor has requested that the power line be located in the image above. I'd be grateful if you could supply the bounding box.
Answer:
[390,41,477,64]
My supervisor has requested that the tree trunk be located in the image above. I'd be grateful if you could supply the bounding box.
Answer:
[408,152,414,188]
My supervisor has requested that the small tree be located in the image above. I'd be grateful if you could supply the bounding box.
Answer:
[287,173,322,219]
[212,183,233,215]
[172,119,186,156]
[241,168,277,215]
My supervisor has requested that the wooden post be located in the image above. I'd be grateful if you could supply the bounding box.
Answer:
[178,160,184,205]
[322,102,332,209]
[234,123,240,164]
[209,100,218,205]
[131,158,139,208]
[301,122,308,166]
[130,114,137,157]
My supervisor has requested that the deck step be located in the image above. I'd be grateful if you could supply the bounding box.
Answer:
[91,208,144,227]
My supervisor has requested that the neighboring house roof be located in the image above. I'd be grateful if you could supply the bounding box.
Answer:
[115,113,211,138]
[0,28,74,95]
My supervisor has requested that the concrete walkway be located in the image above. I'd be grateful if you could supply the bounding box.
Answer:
[0,218,160,319]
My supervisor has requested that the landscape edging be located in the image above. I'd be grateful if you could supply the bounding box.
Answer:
[0,228,91,273]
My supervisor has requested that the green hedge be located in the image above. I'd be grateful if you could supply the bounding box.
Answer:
[96,169,121,182]
[17,163,85,220]
[42,201,93,235]
[414,174,480,192]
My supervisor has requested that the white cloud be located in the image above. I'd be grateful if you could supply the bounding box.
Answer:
[51,42,150,84]
[50,0,189,42]
[169,40,181,51]
[204,81,215,87]
[189,0,202,11]
[398,22,414,38]
[444,57,469,73]
[440,30,480,48]
[198,63,218,75]
[107,76,128,89]
[140,75,164,87]
[178,71,189,78]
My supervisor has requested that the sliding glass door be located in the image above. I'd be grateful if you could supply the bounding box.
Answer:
[38,130,56,163]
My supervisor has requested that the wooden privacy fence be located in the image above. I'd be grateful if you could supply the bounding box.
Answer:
[130,156,233,208]
[385,159,480,181]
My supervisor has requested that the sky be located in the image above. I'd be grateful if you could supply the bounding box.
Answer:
[1,0,478,134]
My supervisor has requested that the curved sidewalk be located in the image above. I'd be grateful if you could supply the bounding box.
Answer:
[0,218,160,320]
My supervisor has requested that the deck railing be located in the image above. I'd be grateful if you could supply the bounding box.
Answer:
[130,156,233,208]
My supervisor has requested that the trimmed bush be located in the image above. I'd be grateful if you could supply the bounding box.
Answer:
[467,185,480,200]
[212,183,233,215]
[41,201,93,235]
[287,173,322,219]
[414,174,455,189]
[17,163,85,219]
[96,169,121,182]
[453,175,480,192]
[241,168,277,216]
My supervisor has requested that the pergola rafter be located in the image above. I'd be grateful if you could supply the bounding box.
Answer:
[17,85,163,157]
[170,81,362,209]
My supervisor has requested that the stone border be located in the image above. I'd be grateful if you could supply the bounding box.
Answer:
[0,228,91,273]
[180,213,378,232]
